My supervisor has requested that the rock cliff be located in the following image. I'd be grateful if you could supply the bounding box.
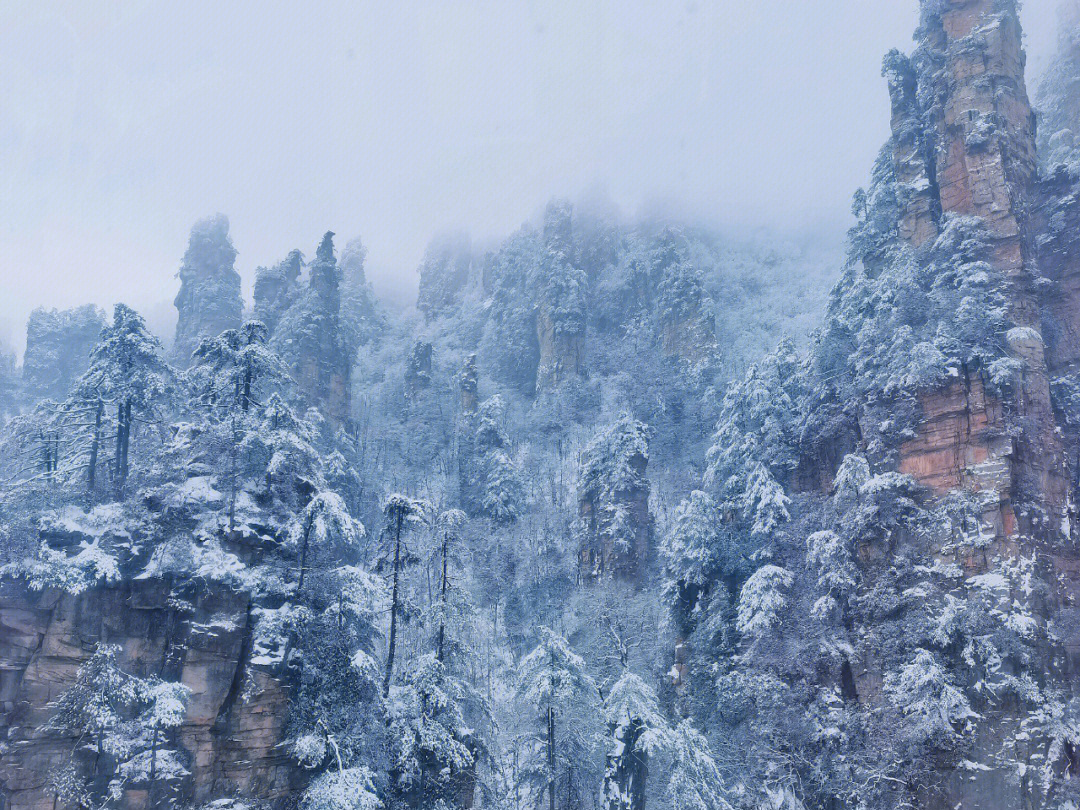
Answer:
[172,216,244,369]
[22,306,106,404]
[887,0,1071,542]
[0,580,296,810]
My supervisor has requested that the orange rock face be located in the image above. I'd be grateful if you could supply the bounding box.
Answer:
[899,372,1007,492]
[899,370,1018,537]
[889,0,1070,540]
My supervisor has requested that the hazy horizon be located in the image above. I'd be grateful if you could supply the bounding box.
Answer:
[0,0,1064,355]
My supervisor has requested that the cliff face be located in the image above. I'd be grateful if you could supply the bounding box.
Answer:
[172,216,244,369]
[535,201,587,394]
[253,251,303,337]
[0,579,298,810]
[22,306,106,403]
[269,233,354,425]
[887,0,1071,542]
[577,417,652,582]
[847,3,1080,807]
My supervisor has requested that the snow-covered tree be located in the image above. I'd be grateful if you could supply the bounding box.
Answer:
[805,530,857,626]
[885,649,977,748]
[601,672,669,810]
[661,490,723,594]
[381,494,429,693]
[295,490,365,592]
[301,767,382,810]
[45,643,190,810]
[461,395,525,525]
[736,565,793,642]
[516,627,603,810]
[69,304,177,495]
[665,720,732,810]
[578,414,651,579]
[388,653,476,808]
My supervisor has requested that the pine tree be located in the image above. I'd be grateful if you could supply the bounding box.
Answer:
[601,672,668,810]
[516,627,602,810]
[666,720,732,810]
[69,304,176,496]
[387,653,476,808]
[44,644,190,810]
[381,494,428,694]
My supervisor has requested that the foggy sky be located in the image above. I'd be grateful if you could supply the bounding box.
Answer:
[0,0,1064,354]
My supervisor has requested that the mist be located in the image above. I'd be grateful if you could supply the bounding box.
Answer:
[0,0,1063,353]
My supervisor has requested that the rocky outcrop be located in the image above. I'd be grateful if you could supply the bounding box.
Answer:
[898,368,1016,537]
[657,264,717,366]
[887,0,1069,540]
[271,233,353,425]
[22,305,106,403]
[254,250,303,337]
[405,342,433,401]
[172,216,243,369]
[0,579,298,810]
[829,4,1080,807]
[1035,0,1080,172]
[417,233,472,321]
[458,354,478,415]
[578,416,652,582]
[536,202,586,393]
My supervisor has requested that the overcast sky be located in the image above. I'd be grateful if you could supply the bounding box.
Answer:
[0,0,1064,353]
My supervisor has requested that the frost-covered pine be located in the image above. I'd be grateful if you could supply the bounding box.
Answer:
[462,395,525,525]
[188,320,293,415]
[387,653,476,807]
[428,508,473,664]
[295,490,365,593]
[805,530,857,625]
[65,304,177,494]
[516,627,603,810]
[736,564,793,642]
[742,462,790,540]
[287,558,386,784]
[244,393,324,511]
[601,672,669,810]
[666,720,732,810]
[704,339,807,500]
[381,494,429,694]
[300,767,382,810]
[661,490,722,592]
[45,643,190,809]
[885,649,977,747]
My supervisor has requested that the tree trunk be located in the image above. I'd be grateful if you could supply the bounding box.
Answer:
[604,717,647,810]
[384,509,404,695]
[242,358,253,412]
[437,531,449,662]
[547,706,556,810]
[227,418,239,532]
[298,514,313,592]
[114,401,124,483]
[120,399,131,484]
[148,724,160,810]
[87,401,103,494]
